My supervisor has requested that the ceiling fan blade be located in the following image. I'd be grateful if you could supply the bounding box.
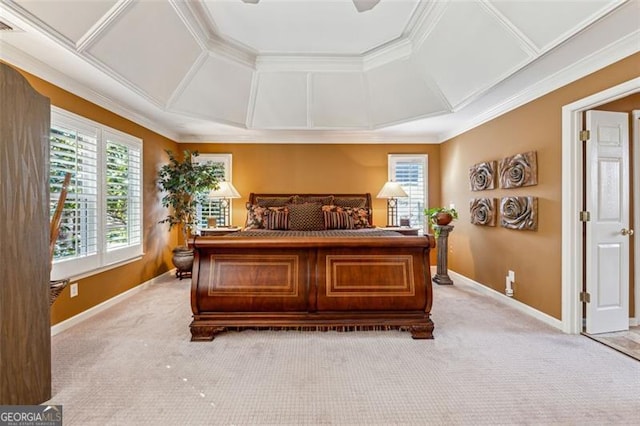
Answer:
[353,0,381,12]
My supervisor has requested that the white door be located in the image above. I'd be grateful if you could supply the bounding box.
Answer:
[585,110,631,334]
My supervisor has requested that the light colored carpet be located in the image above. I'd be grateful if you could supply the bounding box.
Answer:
[47,274,640,425]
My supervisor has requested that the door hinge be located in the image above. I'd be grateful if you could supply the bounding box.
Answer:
[580,130,590,141]
[580,291,591,303]
[579,211,590,222]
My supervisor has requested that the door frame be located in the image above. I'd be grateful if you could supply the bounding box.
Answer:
[633,109,640,327]
[561,77,640,334]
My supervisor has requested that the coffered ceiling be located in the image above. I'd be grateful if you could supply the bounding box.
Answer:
[0,0,638,143]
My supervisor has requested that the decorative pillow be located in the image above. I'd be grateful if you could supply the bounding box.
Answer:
[323,210,354,230]
[265,209,289,230]
[322,205,371,229]
[346,207,372,229]
[297,195,334,205]
[245,204,287,229]
[333,197,366,209]
[256,196,294,207]
[288,203,325,231]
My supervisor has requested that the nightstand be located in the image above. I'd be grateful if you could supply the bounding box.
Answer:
[200,227,241,236]
[379,226,420,236]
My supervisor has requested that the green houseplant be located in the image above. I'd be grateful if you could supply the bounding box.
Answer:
[157,149,222,276]
[424,206,458,237]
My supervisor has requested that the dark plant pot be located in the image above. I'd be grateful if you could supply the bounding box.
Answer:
[434,212,453,226]
[172,247,194,279]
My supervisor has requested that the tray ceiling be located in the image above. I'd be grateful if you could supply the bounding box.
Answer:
[0,0,638,143]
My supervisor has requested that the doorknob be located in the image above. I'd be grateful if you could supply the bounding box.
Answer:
[621,228,634,236]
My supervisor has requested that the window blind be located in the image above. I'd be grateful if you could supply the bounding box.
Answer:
[50,124,98,261]
[105,136,141,250]
[389,155,428,231]
[194,154,232,228]
[50,107,143,279]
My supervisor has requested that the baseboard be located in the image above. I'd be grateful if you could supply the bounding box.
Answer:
[51,269,176,336]
[439,268,564,331]
[630,318,638,327]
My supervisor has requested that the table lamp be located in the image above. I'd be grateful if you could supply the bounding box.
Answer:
[376,181,408,227]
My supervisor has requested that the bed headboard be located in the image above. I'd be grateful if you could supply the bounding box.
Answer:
[248,193,373,223]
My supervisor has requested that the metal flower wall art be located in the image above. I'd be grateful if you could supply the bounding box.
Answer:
[500,196,537,231]
[470,198,497,227]
[499,151,537,188]
[469,161,496,191]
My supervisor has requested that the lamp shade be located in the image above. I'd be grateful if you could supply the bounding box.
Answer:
[376,181,408,199]
[209,181,241,199]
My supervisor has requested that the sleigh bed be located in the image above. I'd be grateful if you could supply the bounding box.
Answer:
[189,193,436,341]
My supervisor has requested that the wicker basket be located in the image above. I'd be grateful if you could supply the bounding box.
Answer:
[49,279,69,306]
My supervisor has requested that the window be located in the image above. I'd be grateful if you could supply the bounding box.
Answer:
[193,154,232,228]
[50,107,142,279]
[388,154,428,231]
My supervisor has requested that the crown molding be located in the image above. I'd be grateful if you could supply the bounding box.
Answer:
[165,50,210,110]
[447,53,536,113]
[2,0,634,146]
[254,34,416,73]
[362,37,413,71]
[407,0,449,52]
[0,41,180,141]
[207,36,257,69]
[479,0,539,56]
[402,0,436,38]
[76,0,132,52]
[1,0,75,49]
[177,129,440,144]
[181,0,257,68]
[256,55,363,72]
[438,31,640,143]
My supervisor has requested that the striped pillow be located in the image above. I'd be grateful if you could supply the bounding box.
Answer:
[323,210,354,230]
[322,205,371,229]
[265,209,289,230]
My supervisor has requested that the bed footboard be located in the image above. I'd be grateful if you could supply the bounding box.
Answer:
[190,235,435,340]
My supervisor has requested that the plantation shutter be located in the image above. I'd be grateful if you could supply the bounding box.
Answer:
[50,107,143,279]
[104,133,142,251]
[195,154,231,228]
[50,123,99,262]
[389,155,428,231]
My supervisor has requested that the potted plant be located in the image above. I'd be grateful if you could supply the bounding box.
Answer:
[158,149,222,277]
[424,206,458,237]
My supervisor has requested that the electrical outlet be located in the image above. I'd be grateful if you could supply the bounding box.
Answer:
[449,203,456,210]
[508,270,515,282]
[70,282,78,298]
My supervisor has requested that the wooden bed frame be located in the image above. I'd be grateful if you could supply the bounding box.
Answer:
[189,193,436,341]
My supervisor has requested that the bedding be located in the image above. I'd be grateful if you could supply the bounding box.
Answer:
[189,193,436,341]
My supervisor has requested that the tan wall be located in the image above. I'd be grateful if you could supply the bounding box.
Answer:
[440,52,640,320]
[179,143,441,231]
[8,64,179,326]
